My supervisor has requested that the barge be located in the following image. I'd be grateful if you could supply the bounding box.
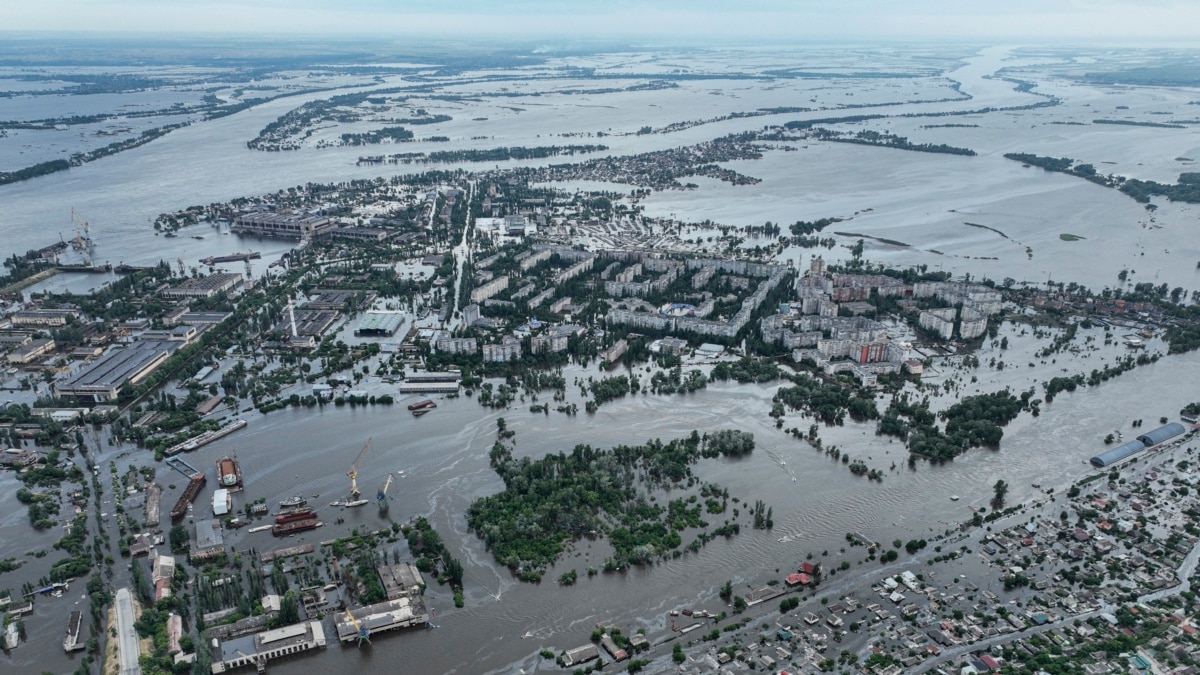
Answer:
[63,610,84,652]
[200,251,260,265]
[275,508,317,524]
[407,399,437,411]
[272,518,321,537]
[216,456,243,492]
[164,419,247,456]
[170,473,207,520]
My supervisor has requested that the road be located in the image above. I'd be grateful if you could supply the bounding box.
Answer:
[115,587,142,675]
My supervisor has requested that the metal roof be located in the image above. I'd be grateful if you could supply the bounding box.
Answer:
[1090,439,1146,467]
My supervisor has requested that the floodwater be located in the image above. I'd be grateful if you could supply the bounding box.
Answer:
[3,42,1200,674]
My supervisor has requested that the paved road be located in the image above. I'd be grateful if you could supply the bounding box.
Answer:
[115,587,142,675]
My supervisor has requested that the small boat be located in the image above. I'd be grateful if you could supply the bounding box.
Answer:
[412,408,431,417]
[950,495,960,501]
[279,496,307,508]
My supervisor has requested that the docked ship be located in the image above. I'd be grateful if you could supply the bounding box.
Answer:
[272,518,320,536]
[407,399,437,411]
[329,499,369,508]
[216,456,243,492]
[279,496,307,508]
[170,473,207,520]
[275,508,317,524]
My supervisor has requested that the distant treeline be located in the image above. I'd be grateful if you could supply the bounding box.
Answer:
[812,128,976,156]
[0,159,70,185]
[1005,152,1200,204]
[339,126,414,145]
[383,145,608,164]
[1093,119,1185,129]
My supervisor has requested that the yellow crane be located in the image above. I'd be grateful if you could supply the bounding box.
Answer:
[347,437,372,499]
[344,608,370,645]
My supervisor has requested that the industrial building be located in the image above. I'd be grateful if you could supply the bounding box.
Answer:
[334,595,429,643]
[1090,422,1188,467]
[354,312,404,337]
[232,212,333,239]
[210,620,327,673]
[55,342,177,402]
[161,273,243,300]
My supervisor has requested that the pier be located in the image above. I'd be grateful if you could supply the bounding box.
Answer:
[163,418,247,456]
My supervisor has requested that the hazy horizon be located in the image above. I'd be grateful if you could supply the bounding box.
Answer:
[4,0,1200,42]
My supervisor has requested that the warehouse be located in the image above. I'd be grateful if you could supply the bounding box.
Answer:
[1090,439,1148,468]
[1137,422,1186,448]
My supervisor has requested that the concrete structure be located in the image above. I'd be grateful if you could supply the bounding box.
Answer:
[210,620,327,673]
[115,587,142,675]
[918,308,957,340]
[212,488,231,517]
[232,212,333,239]
[482,337,523,362]
[55,343,177,402]
[331,226,390,242]
[162,273,243,300]
[397,381,459,395]
[436,337,478,354]
[470,275,509,303]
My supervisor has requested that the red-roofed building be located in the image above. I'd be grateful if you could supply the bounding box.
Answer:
[800,561,816,575]
[980,654,1000,670]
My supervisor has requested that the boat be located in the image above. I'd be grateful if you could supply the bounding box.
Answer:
[408,399,437,411]
[950,495,960,501]
[216,456,243,491]
[412,408,431,417]
[275,508,317,524]
[272,518,320,536]
[170,473,207,520]
[330,499,369,508]
[279,496,307,508]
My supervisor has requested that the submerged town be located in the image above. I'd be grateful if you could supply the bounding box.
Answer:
[5,26,1200,675]
[2,161,1200,675]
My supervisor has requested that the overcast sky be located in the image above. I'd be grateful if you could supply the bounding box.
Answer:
[3,0,1199,41]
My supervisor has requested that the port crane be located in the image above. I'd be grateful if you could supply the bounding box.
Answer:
[347,437,372,499]
[376,473,394,510]
[344,608,370,645]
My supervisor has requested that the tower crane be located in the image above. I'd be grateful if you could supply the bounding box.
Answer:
[347,437,372,499]
[376,473,394,510]
[344,608,370,645]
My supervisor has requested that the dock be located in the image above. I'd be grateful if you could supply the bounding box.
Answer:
[63,610,84,652]
[164,419,247,456]
[144,482,161,527]
[170,473,207,521]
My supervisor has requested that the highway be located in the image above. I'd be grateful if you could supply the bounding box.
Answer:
[115,587,142,675]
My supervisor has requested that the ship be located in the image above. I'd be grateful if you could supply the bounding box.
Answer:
[200,251,261,265]
[216,456,243,491]
[275,508,317,524]
[407,399,437,411]
[330,499,369,508]
[279,496,307,508]
[412,408,431,417]
[272,518,321,536]
[170,473,207,520]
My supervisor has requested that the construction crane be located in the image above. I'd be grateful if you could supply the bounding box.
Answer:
[347,437,372,499]
[376,473,394,510]
[344,608,370,645]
